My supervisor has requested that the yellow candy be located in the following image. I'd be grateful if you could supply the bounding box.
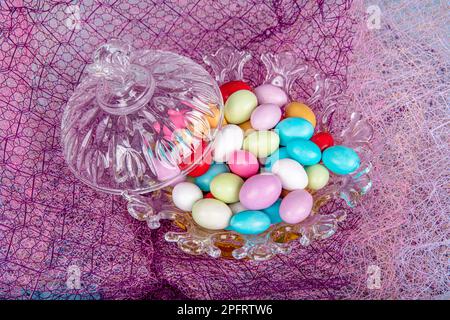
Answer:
[285,102,316,127]
[305,164,329,190]
[210,173,244,203]
[243,130,280,158]
[206,106,227,128]
[224,90,258,124]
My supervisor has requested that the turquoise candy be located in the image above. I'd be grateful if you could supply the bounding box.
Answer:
[322,145,360,175]
[229,210,271,235]
[265,147,289,171]
[262,199,282,224]
[194,162,229,191]
[286,139,321,166]
[275,118,314,146]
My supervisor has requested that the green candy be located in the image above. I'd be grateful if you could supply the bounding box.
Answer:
[224,90,258,124]
[243,130,280,158]
[305,164,329,190]
[210,173,244,203]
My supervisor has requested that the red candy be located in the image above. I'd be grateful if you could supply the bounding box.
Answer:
[310,132,334,151]
[204,192,214,199]
[220,80,252,103]
[179,141,212,177]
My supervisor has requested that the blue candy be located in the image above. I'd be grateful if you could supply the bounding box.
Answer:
[228,210,271,235]
[286,139,321,166]
[322,146,360,175]
[262,199,283,224]
[275,118,314,146]
[194,162,229,191]
[264,147,289,171]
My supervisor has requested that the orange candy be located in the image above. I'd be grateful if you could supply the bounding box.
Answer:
[284,102,316,127]
[206,107,227,128]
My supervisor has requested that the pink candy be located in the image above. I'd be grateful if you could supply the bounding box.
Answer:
[279,189,313,224]
[228,150,259,178]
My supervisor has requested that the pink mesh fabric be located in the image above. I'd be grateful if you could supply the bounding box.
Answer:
[0,0,447,299]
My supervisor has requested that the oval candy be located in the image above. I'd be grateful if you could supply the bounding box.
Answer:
[239,173,282,210]
[228,150,259,178]
[213,124,243,162]
[228,210,271,235]
[210,173,244,203]
[192,199,232,230]
[250,104,282,130]
[243,130,280,158]
[284,102,316,127]
[279,189,313,224]
[275,117,314,146]
[172,182,203,211]
[254,84,288,107]
[220,80,252,103]
[206,106,227,128]
[224,90,258,124]
[286,139,321,166]
[322,146,360,175]
[310,132,334,151]
[194,162,229,191]
[271,158,308,190]
[305,164,329,190]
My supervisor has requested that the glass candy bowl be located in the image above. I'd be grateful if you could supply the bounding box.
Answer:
[62,41,373,261]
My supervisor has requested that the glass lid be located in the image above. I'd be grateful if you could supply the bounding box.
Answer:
[61,39,223,195]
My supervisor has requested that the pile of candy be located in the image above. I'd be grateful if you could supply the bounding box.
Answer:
[171,81,361,235]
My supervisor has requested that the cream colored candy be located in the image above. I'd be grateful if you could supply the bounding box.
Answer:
[305,164,330,190]
[192,199,232,230]
[224,90,258,124]
[243,130,280,158]
[271,158,308,191]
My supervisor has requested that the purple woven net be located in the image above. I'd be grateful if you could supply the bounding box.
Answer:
[0,0,448,300]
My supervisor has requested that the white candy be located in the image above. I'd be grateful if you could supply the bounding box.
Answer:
[228,201,247,214]
[192,199,232,230]
[172,182,203,211]
[271,158,308,191]
[213,124,243,162]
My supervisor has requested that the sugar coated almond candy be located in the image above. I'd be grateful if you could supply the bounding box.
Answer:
[250,104,282,130]
[286,139,321,166]
[192,199,232,230]
[310,132,334,151]
[322,146,360,175]
[254,84,288,107]
[305,164,329,190]
[271,158,308,191]
[210,173,244,203]
[239,173,282,210]
[243,130,280,158]
[172,182,203,211]
[228,210,271,235]
[275,117,314,146]
[284,102,316,127]
[220,80,252,103]
[224,90,258,124]
[213,124,243,162]
[279,189,313,224]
